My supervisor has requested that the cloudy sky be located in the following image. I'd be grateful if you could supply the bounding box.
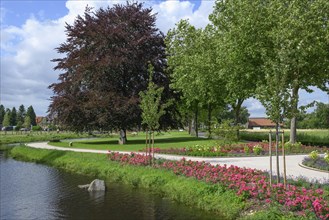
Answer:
[1,0,328,116]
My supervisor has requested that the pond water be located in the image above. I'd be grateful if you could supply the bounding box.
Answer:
[0,148,222,220]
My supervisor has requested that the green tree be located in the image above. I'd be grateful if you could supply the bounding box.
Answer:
[17,105,26,125]
[266,0,329,143]
[209,0,266,129]
[0,105,5,125]
[10,107,17,126]
[139,65,171,163]
[216,106,250,125]
[312,103,329,128]
[297,102,329,129]
[23,116,32,129]
[26,106,36,126]
[2,111,11,127]
[166,20,225,137]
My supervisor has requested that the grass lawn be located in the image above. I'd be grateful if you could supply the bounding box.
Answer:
[0,131,92,145]
[49,131,222,151]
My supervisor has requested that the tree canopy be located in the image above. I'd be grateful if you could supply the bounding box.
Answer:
[49,3,178,136]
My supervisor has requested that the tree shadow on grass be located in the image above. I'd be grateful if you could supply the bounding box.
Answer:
[81,136,207,146]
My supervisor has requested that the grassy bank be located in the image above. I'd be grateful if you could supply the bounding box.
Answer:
[9,146,243,219]
[0,131,93,145]
[240,129,329,147]
[9,146,311,220]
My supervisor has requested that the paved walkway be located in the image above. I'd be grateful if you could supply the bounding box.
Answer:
[26,142,329,184]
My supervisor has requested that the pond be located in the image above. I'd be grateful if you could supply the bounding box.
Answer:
[0,147,221,220]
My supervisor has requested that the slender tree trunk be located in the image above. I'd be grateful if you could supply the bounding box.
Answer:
[195,104,199,138]
[207,103,212,138]
[145,129,148,157]
[289,85,299,144]
[188,119,191,134]
[275,122,280,183]
[190,118,196,135]
[152,130,155,165]
[232,99,244,140]
[119,128,127,144]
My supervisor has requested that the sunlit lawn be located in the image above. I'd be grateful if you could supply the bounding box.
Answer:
[49,131,223,152]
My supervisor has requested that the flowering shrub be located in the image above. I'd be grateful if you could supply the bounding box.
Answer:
[309,150,319,160]
[106,151,329,219]
[253,145,263,155]
[324,152,329,164]
[107,151,151,166]
[284,142,302,153]
[141,146,227,157]
[244,146,251,154]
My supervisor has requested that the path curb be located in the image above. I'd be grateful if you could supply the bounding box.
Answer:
[298,162,329,174]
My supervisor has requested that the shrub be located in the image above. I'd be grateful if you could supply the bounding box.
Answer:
[309,150,319,160]
[324,152,329,164]
[284,142,302,153]
[253,145,262,155]
[32,126,42,131]
[244,146,251,154]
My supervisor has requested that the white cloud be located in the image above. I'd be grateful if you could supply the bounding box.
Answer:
[152,0,215,33]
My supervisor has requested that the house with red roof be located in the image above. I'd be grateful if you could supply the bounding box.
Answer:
[247,117,284,129]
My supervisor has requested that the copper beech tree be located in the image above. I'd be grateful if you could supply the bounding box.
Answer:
[49,3,178,143]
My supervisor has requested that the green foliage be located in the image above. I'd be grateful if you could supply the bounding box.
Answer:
[26,106,36,126]
[324,152,329,164]
[139,65,170,131]
[297,103,329,129]
[253,145,263,155]
[2,111,11,127]
[32,126,42,131]
[309,150,319,160]
[244,146,251,154]
[210,0,264,127]
[284,142,302,153]
[0,105,5,125]
[213,120,239,145]
[17,105,26,126]
[23,116,31,129]
[10,107,17,126]
[240,130,329,147]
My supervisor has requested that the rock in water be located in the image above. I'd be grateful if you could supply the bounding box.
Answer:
[78,184,90,189]
[88,179,106,192]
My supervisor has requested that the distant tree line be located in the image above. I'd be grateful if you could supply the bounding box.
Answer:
[289,102,329,129]
[0,105,37,129]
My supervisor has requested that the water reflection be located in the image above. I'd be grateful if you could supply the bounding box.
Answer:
[0,149,224,220]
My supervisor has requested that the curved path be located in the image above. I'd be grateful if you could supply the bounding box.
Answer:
[26,142,329,184]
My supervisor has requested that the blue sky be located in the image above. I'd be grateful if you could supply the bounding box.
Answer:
[0,0,328,117]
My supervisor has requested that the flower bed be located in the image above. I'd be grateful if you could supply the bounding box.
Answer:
[107,151,329,219]
[302,151,329,172]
